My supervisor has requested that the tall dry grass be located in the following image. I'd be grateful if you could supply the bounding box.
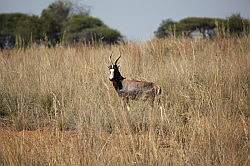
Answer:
[0,37,249,166]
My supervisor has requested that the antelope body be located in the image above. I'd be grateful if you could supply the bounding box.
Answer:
[108,55,161,105]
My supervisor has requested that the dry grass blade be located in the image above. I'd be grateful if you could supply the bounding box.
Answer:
[0,37,249,165]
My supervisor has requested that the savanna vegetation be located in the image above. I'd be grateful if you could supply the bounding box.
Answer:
[1,0,249,48]
[0,36,249,165]
[0,0,122,48]
[0,0,249,165]
[155,14,250,38]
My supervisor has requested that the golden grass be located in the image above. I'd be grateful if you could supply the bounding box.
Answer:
[0,37,249,165]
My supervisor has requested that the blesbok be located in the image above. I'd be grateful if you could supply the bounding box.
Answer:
[108,54,161,106]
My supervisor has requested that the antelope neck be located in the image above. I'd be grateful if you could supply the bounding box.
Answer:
[112,77,124,91]
[112,69,124,91]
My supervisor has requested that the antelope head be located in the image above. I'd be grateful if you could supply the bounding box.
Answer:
[108,54,123,81]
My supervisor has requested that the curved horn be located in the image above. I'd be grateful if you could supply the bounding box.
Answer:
[109,53,113,64]
[115,55,121,65]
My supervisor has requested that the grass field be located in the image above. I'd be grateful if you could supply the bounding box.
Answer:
[0,37,249,165]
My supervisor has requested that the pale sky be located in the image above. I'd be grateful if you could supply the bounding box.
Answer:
[0,0,250,41]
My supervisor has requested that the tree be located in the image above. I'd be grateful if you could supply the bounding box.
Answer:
[40,0,90,45]
[63,15,122,44]
[0,0,121,48]
[155,15,250,38]
[227,13,249,36]
[154,19,176,38]
[0,13,43,48]
[40,0,72,45]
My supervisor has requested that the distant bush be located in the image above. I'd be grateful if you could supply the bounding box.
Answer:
[154,19,176,38]
[227,14,250,36]
[176,17,223,32]
[63,15,122,44]
[0,0,121,48]
[40,0,73,46]
[155,14,249,38]
[0,13,43,48]
[64,15,103,32]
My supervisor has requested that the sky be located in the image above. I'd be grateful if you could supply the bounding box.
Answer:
[0,0,250,41]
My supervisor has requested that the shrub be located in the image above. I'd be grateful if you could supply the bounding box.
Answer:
[227,13,250,36]
[154,19,176,38]
[155,15,249,38]
[63,15,122,44]
[0,13,43,48]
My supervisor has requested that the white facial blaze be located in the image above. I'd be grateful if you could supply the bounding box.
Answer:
[109,68,115,80]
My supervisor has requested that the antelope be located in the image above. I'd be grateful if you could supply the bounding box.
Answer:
[108,54,161,106]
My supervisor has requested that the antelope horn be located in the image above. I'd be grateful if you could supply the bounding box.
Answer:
[115,55,121,65]
[109,53,113,64]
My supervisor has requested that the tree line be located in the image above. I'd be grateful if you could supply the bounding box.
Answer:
[0,0,250,49]
[155,14,250,38]
[0,0,122,48]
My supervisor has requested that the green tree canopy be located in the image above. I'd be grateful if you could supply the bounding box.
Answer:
[40,0,90,45]
[155,14,249,38]
[176,17,221,32]
[154,19,176,38]
[40,0,73,45]
[63,15,122,44]
[227,14,250,35]
[0,0,122,48]
[0,13,42,47]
